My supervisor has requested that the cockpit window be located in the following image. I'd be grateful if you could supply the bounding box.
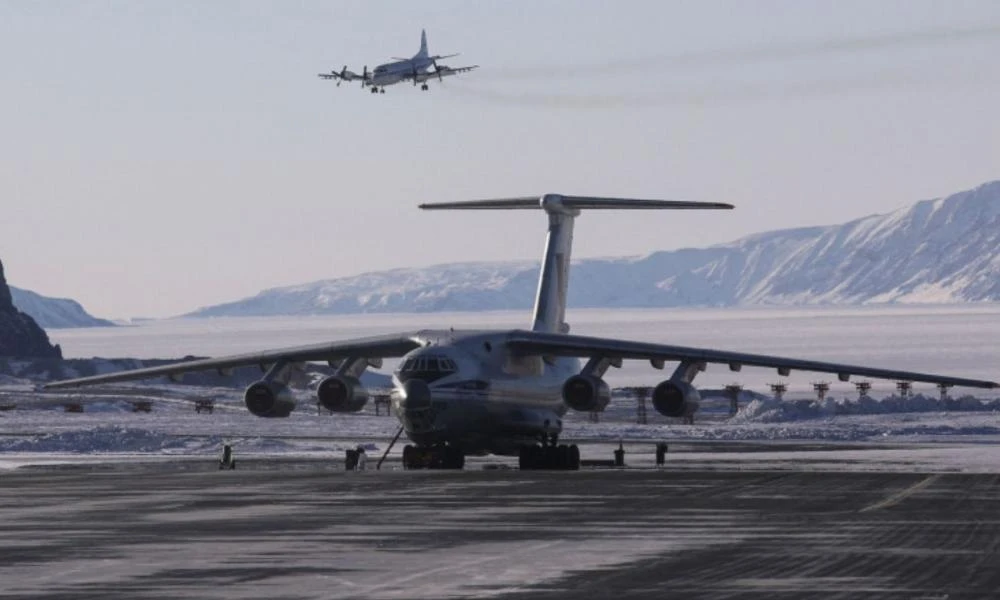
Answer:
[397,354,458,384]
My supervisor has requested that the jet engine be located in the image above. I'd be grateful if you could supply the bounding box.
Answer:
[562,374,611,412]
[317,375,369,413]
[244,381,296,418]
[651,380,701,418]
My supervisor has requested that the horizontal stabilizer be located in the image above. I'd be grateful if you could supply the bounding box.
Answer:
[419,194,733,211]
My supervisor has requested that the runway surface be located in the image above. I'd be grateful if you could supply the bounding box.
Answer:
[3,454,1000,599]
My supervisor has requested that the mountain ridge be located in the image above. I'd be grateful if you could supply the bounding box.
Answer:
[10,287,115,329]
[0,260,62,358]
[186,180,1000,317]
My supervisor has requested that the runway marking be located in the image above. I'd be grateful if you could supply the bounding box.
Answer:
[860,474,941,513]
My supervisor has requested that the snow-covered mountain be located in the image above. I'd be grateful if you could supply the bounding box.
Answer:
[188,181,1000,317]
[10,287,114,329]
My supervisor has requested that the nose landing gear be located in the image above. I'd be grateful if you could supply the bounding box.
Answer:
[518,435,580,471]
[403,444,465,469]
[420,83,429,91]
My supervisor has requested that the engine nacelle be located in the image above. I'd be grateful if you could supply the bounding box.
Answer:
[651,380,701,418]
[244,381,296,418]
[562,374,611,412]
[317,375,369,413]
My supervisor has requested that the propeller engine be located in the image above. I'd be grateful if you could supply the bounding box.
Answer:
[562,374,611,412]
[244,380,296,418]
[361,65,369,88]
[317,375,369,413]
[336,65,348,87]
[431,58,444,82]
[651,380,701,418]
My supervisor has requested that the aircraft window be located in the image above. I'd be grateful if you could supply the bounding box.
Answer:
[396,355,457,384]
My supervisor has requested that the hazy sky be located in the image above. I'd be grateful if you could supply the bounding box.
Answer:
[2,1,999,319]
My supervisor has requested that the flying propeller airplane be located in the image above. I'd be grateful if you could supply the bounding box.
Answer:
[318,29,478,93]
[47,195,998,470]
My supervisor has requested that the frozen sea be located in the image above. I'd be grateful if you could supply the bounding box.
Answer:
[2,305,999,471]
[49,304,1000,394]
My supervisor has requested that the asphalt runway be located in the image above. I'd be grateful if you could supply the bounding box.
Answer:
[2,456,1000,599]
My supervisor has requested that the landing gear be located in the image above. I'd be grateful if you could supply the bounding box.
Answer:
[518,436,580,471]
[420,83,429,91]
[402,444,465,469]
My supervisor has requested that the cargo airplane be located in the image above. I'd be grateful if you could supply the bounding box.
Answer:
[318,29,477,93]
[47,195,999,470]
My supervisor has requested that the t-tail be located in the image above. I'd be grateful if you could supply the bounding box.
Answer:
[419,194,734,334]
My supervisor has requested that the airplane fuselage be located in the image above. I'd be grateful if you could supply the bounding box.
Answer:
[371,57,434,87]
[388,330,581,456]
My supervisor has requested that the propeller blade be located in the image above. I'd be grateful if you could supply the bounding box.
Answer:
[433,59,443,82]
[361,65,368,88]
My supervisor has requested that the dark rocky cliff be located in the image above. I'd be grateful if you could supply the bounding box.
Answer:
[0,260,62,358]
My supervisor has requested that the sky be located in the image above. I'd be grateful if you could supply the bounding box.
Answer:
[2,1,999,320]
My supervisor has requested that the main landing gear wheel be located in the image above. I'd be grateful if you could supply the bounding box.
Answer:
[518,443,580,471]
[402,444,465,470]
[421,84,429,91]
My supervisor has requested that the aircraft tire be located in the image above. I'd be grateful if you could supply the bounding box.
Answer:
[444,446,465,470]
[517,446,531,471]
[519,445,537,470]
[521,444,584,470]
[557,445,570,469]
[402,444,415,469]
[568,445,580,470]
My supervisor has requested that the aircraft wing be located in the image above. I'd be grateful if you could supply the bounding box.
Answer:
[506,331,999,389]
[413,65,479,82]
[44,333,423,390]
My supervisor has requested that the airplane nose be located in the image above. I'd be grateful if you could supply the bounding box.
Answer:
[401,379,432,410]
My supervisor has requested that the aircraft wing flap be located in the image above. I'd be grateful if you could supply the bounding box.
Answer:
[44,333,423,389]
[506,331,999,389]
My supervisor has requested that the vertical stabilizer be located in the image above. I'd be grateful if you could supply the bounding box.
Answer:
[418,195,734,334]
[417,29,428,59]
[532,197,576,333]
